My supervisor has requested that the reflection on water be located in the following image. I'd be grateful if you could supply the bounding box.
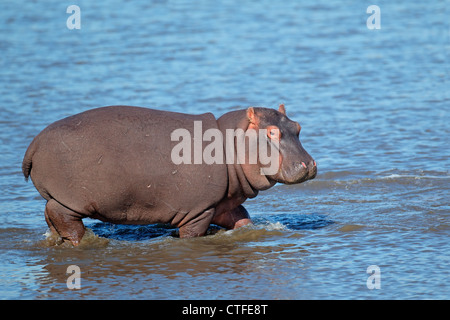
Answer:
[31,221,316,299]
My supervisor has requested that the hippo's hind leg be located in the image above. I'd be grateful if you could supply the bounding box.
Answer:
[44,199,85,246]
[212,205,252,230]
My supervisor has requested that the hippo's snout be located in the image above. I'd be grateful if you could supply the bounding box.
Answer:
[300,159,317,182]
[281,158,317,185]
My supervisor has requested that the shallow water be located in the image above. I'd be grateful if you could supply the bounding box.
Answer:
[0,0,448,299]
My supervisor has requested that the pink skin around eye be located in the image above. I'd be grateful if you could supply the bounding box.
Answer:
[267,126,280,140]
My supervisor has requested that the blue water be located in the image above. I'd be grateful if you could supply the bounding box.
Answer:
[0,0,448,299]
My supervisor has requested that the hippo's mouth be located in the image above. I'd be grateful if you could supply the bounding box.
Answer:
[273,161,317,185]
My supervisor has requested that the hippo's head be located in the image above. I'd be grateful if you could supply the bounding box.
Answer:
[245,104,317,186]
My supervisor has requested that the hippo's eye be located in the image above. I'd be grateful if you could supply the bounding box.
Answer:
[267,126,281,141]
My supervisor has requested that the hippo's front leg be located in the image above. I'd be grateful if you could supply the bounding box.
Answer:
[178,208,216,238]
[212,205,252,230]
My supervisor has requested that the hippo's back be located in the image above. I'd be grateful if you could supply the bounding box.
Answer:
[23,106,228,224]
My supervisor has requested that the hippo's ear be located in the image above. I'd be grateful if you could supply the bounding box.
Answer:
[247,107,257,124]
[278,104,286,115]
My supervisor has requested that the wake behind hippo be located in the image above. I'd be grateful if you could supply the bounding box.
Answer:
[22,105,316,245]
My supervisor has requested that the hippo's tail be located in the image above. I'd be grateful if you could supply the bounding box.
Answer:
[22,137,37,181]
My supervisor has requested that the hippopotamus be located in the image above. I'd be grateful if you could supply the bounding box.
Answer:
[22,104,316,245]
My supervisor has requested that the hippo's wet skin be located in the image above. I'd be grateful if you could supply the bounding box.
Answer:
[23,105,316,245]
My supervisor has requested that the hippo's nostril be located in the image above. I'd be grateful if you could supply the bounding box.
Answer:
[301,162,307,169]
[313,161,316,167]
